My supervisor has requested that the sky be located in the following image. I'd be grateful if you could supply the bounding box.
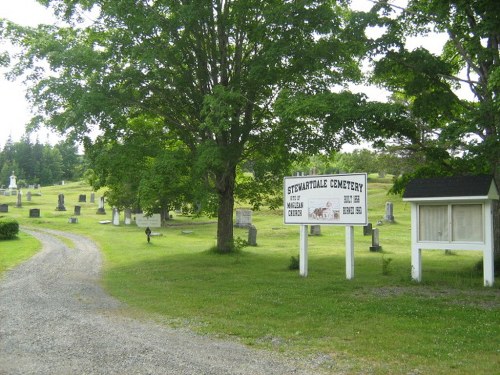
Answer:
[0,0,452,150]
[0,0,59,147]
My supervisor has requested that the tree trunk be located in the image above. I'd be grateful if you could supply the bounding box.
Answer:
[216,167,236,253]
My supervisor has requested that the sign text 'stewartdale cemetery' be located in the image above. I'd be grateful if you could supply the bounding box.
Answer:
[284,174,367,225]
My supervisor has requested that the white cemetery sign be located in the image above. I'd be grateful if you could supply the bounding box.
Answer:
[403,175,499,287]
[283,173,367,279]
[135,213,161,228]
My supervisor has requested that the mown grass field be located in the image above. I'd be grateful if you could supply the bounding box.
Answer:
[1,178,499,374]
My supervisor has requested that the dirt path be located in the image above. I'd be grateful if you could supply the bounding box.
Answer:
[0,228,321,375]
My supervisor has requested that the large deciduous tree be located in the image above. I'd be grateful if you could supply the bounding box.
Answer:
[369,0,500,258]
[1,0,369,252]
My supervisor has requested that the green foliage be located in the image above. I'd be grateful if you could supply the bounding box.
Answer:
[0,135,82,186]
[0,219,19,240]
[370,0,500,181]
[1,0,374,252]
[381,255,392,276]
[288,255,300,270]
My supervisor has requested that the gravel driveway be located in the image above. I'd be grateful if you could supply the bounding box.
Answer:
[0,228,324,375]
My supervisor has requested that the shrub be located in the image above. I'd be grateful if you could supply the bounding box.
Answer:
[0,219,19,240]
[288,255,300,270]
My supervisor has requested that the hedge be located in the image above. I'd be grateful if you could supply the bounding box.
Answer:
[0,219,19,240]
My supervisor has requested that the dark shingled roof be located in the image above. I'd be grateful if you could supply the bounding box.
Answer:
[403,175,497,198]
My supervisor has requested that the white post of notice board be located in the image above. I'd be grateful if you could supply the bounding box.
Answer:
[300,225,308,277]
[284,173,367,279]
[345,226,354,279]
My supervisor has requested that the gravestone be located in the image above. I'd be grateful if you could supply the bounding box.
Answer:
[124,209,132,225]
[16,190,22,208]
[78,194,87,203]
[248,225,257,246]
[8,171,17,189]
[56,194,66,211]
[135,213,161,228]
[29,208,40,218]
[90,192,95,204]
[363,223,373,236]
[0,204,8,213]
[369,228,382,252]
[384,202,394,223]
[26,191,32,202]
[112,208,120,225]
[3,191,9,196]
[96,196,106,215]
[68,217,78,224]
[235,209,252,228]
[310,225,321,236]
[74,205,81,216]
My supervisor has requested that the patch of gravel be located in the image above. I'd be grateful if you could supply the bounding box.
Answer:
[0,228,327,375]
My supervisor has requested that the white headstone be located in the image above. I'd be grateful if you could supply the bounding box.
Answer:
[8,171,17,189]
[236,209,252,227]
[124,209,132,225]
[112,208,120,225]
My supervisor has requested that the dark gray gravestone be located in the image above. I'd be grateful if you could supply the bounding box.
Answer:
[29,208,40,218]
[56,194,66,211]
[68,217,78,223]
[363,223,373,236]
[0,204,8,213]
[248,225,257,246]
[310,225,321,236]
[74,205,81,216]
[78,194,87,203]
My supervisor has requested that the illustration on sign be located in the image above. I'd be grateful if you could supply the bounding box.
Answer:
[284,173,367,225]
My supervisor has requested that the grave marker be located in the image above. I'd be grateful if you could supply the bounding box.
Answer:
[56,194,66,211]
[369,228,381,251]
[248,225,257,246]
[124,209,132,225]
[235,209,252,228]
[384,202,394,222]
[112,208,120,225]
[16,191,22,208]
[96,196,106,215]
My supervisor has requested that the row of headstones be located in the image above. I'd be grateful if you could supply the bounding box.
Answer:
[0,190,36,210]
[56,193,97,211]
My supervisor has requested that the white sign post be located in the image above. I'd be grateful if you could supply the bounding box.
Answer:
[284,173,367,279]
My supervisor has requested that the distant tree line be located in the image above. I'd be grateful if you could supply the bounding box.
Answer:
[293,149,417,178]
[0,135,82,188]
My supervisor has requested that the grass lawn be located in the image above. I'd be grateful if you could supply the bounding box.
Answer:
[1,179,499,374]
[0,231,40,276]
